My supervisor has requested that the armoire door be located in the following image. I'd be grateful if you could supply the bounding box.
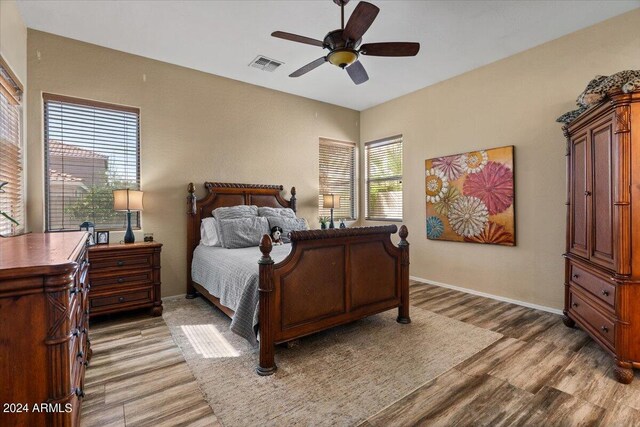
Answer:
[569,131,589,259]
[589,115,616,270]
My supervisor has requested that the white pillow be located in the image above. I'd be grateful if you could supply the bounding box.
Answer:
[200,217,221,247]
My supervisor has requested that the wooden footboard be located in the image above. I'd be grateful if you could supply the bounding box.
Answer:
[256,225,410,375]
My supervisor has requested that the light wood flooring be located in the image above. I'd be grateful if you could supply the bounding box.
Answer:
[82,281,640,426]
[81,314,219,427]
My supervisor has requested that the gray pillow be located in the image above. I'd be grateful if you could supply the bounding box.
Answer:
[258,207,296,218]
[267,217,308,243]
[213,205,258,221]
[218,217,269,249]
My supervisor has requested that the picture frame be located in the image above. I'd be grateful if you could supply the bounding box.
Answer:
[425,145,516,246]
[96,230,110,245]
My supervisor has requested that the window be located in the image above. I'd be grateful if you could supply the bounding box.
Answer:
[44,94,140,231]
[318,138,356,220]
[365,135,403,221]
[0,55,24,236]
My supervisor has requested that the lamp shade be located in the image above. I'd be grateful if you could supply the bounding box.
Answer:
[323,194,341,209]
[113,189,144,211]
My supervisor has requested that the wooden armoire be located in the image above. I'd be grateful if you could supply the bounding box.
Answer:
[562,89,640,384]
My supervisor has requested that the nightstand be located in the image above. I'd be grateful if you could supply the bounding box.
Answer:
[88,241,163,317]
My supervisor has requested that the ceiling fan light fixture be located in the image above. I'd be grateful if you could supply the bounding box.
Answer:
[327,49,358,68]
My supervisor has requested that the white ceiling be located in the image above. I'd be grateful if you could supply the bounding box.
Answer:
[17,0,640,111]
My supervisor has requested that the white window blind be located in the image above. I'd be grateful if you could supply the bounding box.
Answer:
[44,94,140,231]
[0,56,24,236]
[365,135,403,221]
[319,138,356,220]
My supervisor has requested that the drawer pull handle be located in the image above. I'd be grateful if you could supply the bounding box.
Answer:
[601,326,609,333]
[70,287,78,295]
[118,296,125,303]
[75,388,85,398]
[572,302,579,308]
[77,351,84,359]
[602,290,610,297]
[72,329,79,337]
[572,274,579,279]
[117,260,125,267]
[584,191,592,196]
[117,278,125,284]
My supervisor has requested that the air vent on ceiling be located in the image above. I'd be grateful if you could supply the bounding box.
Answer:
[249,55,284,72]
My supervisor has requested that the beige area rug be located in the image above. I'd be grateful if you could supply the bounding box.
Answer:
[162,296,501,427]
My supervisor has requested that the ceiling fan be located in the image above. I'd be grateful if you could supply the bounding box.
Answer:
[271,0,420,85]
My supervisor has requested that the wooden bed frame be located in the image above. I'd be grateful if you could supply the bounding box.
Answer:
[186,182,410,375]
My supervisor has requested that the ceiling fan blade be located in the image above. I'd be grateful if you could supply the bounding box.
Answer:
[360,42,420,57]
[289,57,327,77]
[271,31,324,47]
[346,60,369,85]
[342,1,380,42]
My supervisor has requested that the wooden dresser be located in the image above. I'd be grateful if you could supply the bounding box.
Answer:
[562,89,640,384]
[88,242,162,317]
[0,232,91,426]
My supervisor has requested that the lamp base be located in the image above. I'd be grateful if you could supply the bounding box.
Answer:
[124,211,135,243]
[329,208,335,229]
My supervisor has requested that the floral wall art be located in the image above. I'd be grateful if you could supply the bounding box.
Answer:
[425,145,515,246]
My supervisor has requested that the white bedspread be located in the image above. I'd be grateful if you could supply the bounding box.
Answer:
[191,243,292,345]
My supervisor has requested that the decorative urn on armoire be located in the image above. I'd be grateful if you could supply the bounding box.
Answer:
[559,84,640,384]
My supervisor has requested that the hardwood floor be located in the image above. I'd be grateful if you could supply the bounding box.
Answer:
[363,281,640,426]
[82,314,220,427]
[82,281,640,426]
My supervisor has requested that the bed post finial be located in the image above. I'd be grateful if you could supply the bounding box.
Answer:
[187,183,196,215]
[290,186,297,213]
[397,225,411,324]
[259,234,273,261]
[399,225,408,243]
[257,234,277,376]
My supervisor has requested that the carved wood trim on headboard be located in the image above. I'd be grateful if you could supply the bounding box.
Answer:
[186,182,297,297]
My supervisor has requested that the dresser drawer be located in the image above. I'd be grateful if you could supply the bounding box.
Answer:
[569,289,615,348]
[90,252,153,272]
[90,270,154,288]
[569,262,615,308]
[90,287,153,312]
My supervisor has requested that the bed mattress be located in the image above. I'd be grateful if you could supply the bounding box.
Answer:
[191,243,292,345]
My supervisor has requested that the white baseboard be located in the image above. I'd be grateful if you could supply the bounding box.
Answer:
[409,276,563,316]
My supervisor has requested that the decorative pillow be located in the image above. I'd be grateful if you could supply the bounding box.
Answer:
[218,217,270,249]
[267,217,308,243]
[212,205,258,221]
[200,217,221,247]
[257,207,296,218]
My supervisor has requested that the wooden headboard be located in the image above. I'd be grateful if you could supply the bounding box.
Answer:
[186,182,296,296]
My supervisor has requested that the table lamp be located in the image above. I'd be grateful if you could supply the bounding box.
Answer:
[323,194,340,229]
[113,189,144,243]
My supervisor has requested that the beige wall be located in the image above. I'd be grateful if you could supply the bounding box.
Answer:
[1,0,27,82]
[360,9,640,310]
[27,30,359,297]
[1,0,28,230]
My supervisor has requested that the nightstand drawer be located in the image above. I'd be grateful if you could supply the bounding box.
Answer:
[90,253,153,272]
[88,242,162,317]
[90,270,153,288]
[90,287,153,311]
